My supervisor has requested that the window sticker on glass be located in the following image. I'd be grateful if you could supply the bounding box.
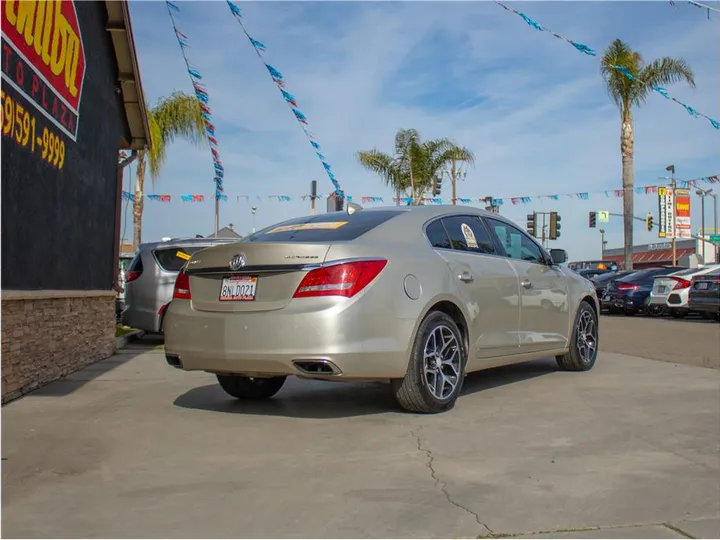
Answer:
[176,250,191,261]
[266,221,348,234]
[461,223,479,249]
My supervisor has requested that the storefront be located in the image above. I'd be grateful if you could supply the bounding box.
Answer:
[1,0,149,402]
[603,240,698,270]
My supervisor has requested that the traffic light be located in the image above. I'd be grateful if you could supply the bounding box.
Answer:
[433,176,442,196]
[549,211,561,240]
[589,211,597,228]
[646,213,654,231]
[526,212,537,238]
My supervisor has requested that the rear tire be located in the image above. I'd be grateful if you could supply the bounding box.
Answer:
[392,311,466,414]
[557,300,599,372]
[216,374,286,400]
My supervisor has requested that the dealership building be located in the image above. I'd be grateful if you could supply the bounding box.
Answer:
[2,1,149,402]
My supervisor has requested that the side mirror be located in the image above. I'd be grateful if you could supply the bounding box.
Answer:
[549,248,568,265]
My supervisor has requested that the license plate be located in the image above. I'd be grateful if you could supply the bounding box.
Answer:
[657,286,666,293]
[697,282,709,290]
[219,276,258,301]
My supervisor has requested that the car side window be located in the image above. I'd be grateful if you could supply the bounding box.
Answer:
[486,218,545,264]
[441,216,497,254]
[425,219,452,250]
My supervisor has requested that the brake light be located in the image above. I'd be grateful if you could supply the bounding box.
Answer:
[172,271,191,300]
[616,283,638,291]
[671,277,691,290]
[293,259,388,298]
[126,270,142,283]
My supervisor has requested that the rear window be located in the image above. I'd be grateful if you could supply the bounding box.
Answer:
[152,247,205,272]
[245,210,403,243]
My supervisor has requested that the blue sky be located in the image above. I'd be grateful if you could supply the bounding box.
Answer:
[125,0,720,260]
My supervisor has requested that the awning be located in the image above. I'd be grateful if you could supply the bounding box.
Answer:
[605,248,695,265]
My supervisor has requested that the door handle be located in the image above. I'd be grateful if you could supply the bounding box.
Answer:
[521,279,533,289]
[458,272,474,283]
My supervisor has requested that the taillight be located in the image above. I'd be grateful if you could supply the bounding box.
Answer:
[293,259,388,298]
[126,270,142,283]
[616,283,638,291]
[671,277,691,290]
[172,271,191,300]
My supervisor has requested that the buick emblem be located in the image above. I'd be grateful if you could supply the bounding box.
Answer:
[229,252,247,271]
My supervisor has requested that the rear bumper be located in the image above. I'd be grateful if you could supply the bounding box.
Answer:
[163,299,416,380]
[648,293,670,305]
[688,298,720,314]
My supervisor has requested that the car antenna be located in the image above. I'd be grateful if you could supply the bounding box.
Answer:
[347,202,363,215]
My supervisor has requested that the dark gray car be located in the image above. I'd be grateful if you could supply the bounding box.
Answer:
[122,237,238,333]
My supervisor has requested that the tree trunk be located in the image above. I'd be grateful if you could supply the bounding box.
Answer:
[451,159,457,205]
[132,155,146,251]
[621,107,634,271]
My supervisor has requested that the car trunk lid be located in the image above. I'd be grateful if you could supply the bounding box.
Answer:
[185,242,331,312]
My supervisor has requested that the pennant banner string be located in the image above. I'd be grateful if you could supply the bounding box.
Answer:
[123,174,719,205]
[224,0,344,198]
[494,1,720,131]
[166,1,226,198]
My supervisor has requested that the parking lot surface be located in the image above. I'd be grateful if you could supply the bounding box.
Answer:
[2,330,719,538]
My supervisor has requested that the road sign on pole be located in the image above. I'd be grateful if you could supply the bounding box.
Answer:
[598,211,610,223]
[674,188,691,239]
[658,187,675,238]
[709,235,720,244]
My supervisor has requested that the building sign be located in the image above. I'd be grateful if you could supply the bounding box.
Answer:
[674,188,691,239]
[658,187,675,239]
[1,0,86,152]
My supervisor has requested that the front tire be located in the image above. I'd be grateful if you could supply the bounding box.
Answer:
[392,311,466,414]
[557,300,599,372]
[216,374,286,400]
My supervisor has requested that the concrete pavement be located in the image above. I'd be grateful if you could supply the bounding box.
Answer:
[2,338,719,538]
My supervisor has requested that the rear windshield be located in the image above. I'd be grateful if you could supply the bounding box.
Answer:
[245,210,404,243]
[152,247,206,272]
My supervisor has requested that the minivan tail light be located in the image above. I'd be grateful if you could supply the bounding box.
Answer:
[671,277,691,290]
[293,259,388,298]
[172,271,191,300]
[126,270,142,283]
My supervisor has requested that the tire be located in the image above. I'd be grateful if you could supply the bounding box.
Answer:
[216,374,286,400]
[392,311,466,414]
[557,300,599,372]
[645,304,666,318]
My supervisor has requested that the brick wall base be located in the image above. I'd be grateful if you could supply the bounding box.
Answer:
[1,291,116,404]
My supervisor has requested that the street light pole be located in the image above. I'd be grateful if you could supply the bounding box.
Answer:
[599,228,606,259]
[666,165,677,265]
[696,188,707,262]
[251,206,257,233]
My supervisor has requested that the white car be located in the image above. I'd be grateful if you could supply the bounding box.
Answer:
[650,265,720,318]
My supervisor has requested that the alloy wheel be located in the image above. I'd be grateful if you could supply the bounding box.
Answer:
[576,310,598,364]
[423,325,461,400]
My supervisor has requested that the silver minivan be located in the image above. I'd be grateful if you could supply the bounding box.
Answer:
[122,237,238,333]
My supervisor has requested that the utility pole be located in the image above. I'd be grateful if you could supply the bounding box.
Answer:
[667,165,677,265]
[251,206,257,233]
[310,180,318,216]
[600,228,606,259]
[541,212,547,248]
[697,188,707,262]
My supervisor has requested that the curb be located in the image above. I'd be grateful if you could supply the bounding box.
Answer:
[116,329,145,351]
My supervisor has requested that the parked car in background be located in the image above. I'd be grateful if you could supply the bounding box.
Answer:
[601,266,686,316]
[164,205,600,414]
[122,237,238,333]
[590,270,635,304]
[649,265,720,318]
[688,268,720,321]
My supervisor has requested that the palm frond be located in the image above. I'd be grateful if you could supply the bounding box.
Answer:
[600,39,646,109]
[640,57,696,90]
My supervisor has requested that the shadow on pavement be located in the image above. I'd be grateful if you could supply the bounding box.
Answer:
[26,334,165,398]
[172,357,558,419]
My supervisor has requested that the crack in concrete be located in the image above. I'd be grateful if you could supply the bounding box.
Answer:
[479,520,701,539]
[412,430,494,536]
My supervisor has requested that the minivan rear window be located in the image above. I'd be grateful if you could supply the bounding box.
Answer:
[245,210,404,243]
[153,247,205,272]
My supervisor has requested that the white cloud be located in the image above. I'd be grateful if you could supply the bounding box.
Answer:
[128,0,720,260]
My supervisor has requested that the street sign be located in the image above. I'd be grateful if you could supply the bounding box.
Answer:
[674,188,692,239]
[658,188,675,238]
[598,211,610,223]
[710,235,720,244]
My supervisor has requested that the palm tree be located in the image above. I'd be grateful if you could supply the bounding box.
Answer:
[601,39,695,270]
[132,91,207,249]
[356,129,474,205]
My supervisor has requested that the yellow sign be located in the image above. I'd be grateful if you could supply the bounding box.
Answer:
[658,187,667,196]
[267,221,348,234]
[175,251,191,261]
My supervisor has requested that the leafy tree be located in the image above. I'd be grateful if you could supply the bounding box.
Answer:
[356,129,474,205]
[601,39,695,269]
[132,91,207,249]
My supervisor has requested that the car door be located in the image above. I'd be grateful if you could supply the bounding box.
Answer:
[426,215,521,363]
[484,217,570,354]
